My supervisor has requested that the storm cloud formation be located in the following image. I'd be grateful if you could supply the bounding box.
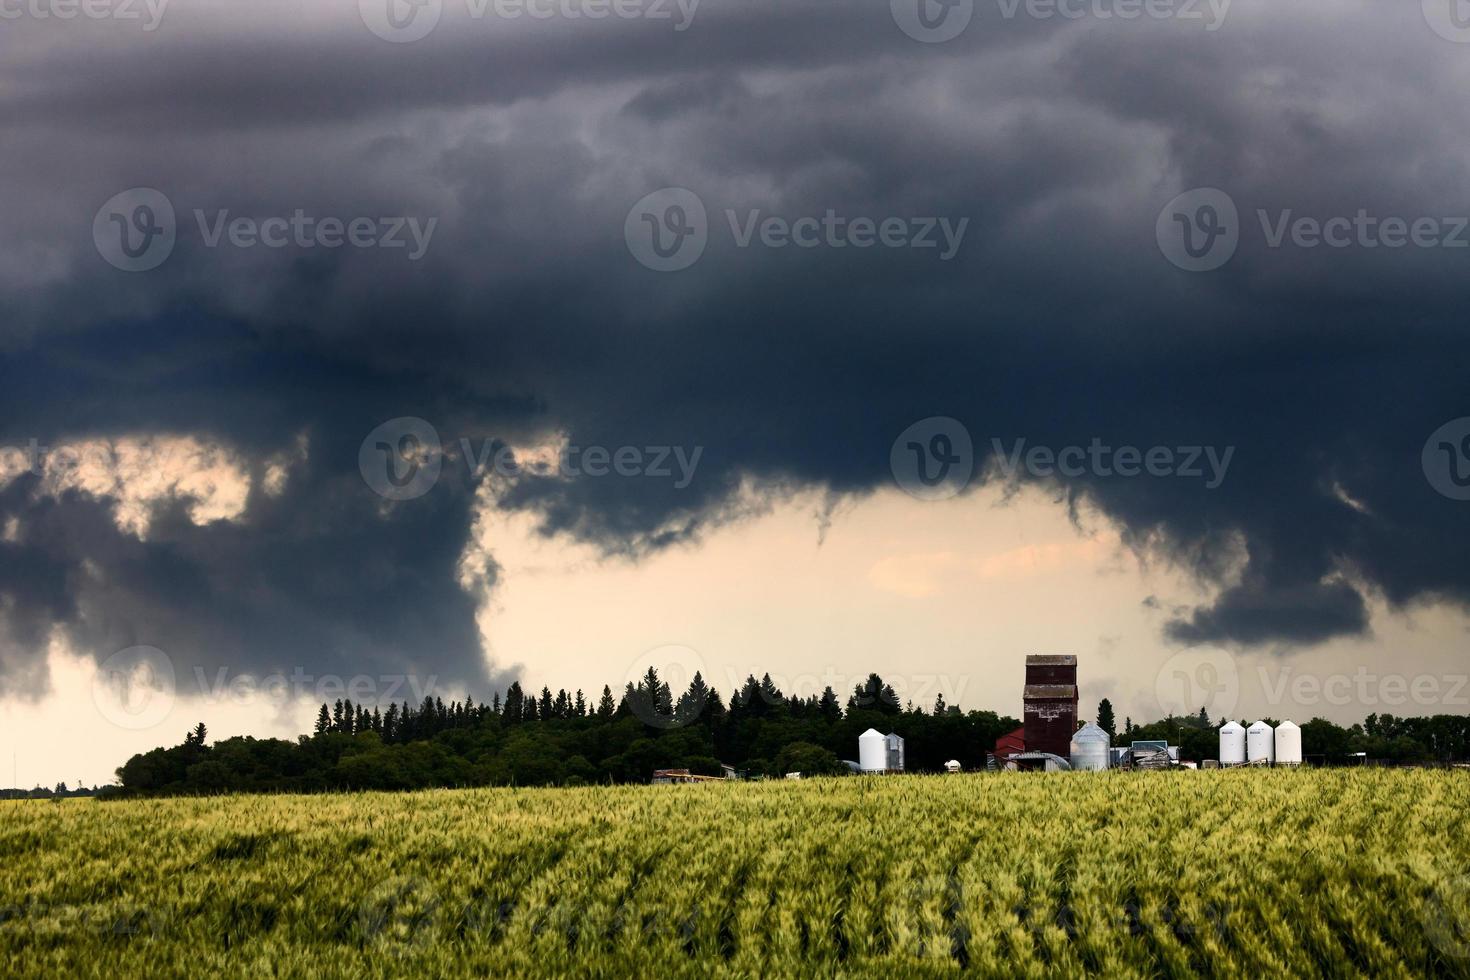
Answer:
[2,0,1469,697]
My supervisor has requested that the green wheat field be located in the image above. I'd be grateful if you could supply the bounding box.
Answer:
[4,770,1469,977]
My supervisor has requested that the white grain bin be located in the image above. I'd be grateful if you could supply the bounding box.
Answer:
[1275,720,1303,767]
[944,759,962,773]
[1069,722,1111,771]
[884,732,906,772]
[1218,721,1246,767]
[858,728,886,773]
[1246,720,1276,765]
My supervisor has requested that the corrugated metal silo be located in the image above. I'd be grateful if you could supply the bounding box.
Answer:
[858,728,886,772]
[1246,720,1275,765]
[1218,721,1246,766]
[1069,722,1111,771]
[884,732,905,772]
[1275,720,1302,766]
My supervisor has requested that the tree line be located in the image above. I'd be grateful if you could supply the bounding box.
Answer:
[113,671,1016,794]
[109,675,1470,796]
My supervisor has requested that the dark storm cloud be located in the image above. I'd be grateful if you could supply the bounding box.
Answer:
[2,0,1469,695]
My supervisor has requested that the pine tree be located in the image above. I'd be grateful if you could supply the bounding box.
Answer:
[933,692,947,716]
[314,704,331,736]
[597,685,615,720]
[818,686,842,722]
[574,689,586,717]
[539,687,553,720]
[1097,699,1116,740]
[503,683,524,724]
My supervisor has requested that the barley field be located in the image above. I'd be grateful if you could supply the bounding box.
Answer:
[3,770,1469,978]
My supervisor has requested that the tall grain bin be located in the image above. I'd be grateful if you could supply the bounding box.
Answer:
[859,728,886,773]
[884,732,906,772]
[1275,720,1302,767]
[1069,722,1111,771]
[1246,720,1276,765]
[1218,721,1246,766]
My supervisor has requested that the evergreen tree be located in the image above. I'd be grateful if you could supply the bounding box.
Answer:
[503,683,524,725]
[818,686,842,723]
[539,687,554,720]
[314,704,331,736]
[1097,698,1116,740]
[574,689,586,717]
[597,685,615,720]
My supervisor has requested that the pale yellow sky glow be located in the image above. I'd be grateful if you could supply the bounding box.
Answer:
[3,481,1467,787]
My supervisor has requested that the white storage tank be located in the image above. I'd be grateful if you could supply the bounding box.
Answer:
[1069,722,1111,771]
[1275,720,1302,767]
[1246,720,1276,765]
[884,732,905,772]
[1219,721,1246,766]
[858,729,886,773]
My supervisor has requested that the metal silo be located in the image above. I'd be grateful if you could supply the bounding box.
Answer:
[859,728,886,773]
[1069,722,1111,771]
[1275,720,1302,767]
[1246,720,1275,765]
[884,732,905,772]
[1218,721,1246,766]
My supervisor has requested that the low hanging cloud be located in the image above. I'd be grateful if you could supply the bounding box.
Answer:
[2,0,1470,698]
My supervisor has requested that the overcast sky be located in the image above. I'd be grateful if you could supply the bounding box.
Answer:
[4,0,1470,786]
